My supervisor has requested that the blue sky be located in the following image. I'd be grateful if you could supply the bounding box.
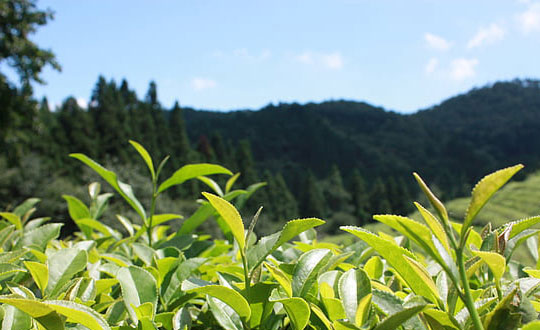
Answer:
[31,0,540,113]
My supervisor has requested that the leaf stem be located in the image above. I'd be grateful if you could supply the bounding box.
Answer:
[147,182,158,247]
[241,250,251,300]
[457,248,484,330]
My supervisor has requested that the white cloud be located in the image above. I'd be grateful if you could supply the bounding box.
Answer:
[467,24,505,48]
[295,51,314,65]
[425,58,439,74]
[450,58,478,80]
[294,51,343,70]
[424,33,452,51]
[76,98,88,108]
[517,2,540,33]
[321,52,344,70]
[191,78,217,91]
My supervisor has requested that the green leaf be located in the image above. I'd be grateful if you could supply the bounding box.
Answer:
[46,300,111,330]
[129,140,155,181]
[338,269,371,324]
[483,287,521,330]
[373,215,447,270]
[247,218,325,271]
[292,249,332,298]
[62,195,90,221]
[13,198,40,219]
[414,202,450,252]
[373,304,427,330]
[70,153,146,220]
[182,283,251,320]
[269,293,310,330]
[502,216,540,240]
[364,256,383,280]
[46,248,87,298]
[202,192,245,250]
[341,226,440,304]
[207,295,243,330]
[355,293,372,326]
[245,282,277,329]
[225,173,241,193]
[463,164,523,237]
[132,243,156,267]
[116,266,158,324]
[0,296,111,330]
[24,261,48,294]
[471,250,506,281]
[413,172,449,223]
[0,213,22,232]
[264,262,293,297]
[522,321,540,330]
[310,303,333,330]
[197,176,224,196]
[1,304,33,330]
[172,307,191,330]
[77,218,116,237]
[150,214,183,227]
[158,164,232,194]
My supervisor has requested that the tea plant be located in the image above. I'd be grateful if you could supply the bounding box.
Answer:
[0,141,540,329]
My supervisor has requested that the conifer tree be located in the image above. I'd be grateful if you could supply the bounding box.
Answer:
[323,164,352,213]
[350,168,371,224]
[169,101,191,166]
[301,171,327,218]
[369,178,391,215]
[236,140,258,187]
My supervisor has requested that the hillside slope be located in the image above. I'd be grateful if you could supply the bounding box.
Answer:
[183,80,540,200]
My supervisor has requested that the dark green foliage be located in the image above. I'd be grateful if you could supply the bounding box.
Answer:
[301,171,328,218]
[350,169,370,224]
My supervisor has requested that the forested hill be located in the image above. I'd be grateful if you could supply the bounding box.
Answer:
[182,80,540,196]
[3,78,540,234]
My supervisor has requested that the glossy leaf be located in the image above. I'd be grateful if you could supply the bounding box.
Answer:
[0,296,111,330]
[172,307,191,330]
[269,294,310,330]
[373,304,427,330]
[0,213,22,232]
[158,164,232,193]
[338,269,371,324]
[463,164,523,236]
[202,192,245,250]
[24,261,48,294]
[225,173,241,193]
[70,153,147,220]
[471,250,506,281]
[413,172,449,223]
[292,249,332,298]
[341,226,440,303]
[414,202,450,252]
[46,248,88,297]
[117,266,158,323]
[182,283,251,320]
[247,218,325,271]
[129,140,155,181]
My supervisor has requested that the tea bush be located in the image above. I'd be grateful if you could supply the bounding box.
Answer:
[1,141,540,330]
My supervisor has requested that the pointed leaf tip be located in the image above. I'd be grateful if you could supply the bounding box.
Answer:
[463,164,523,236]
[202,192,245,250]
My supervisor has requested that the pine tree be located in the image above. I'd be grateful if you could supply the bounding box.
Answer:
[145,81,170,159]
[350,169,371,225]
[89,76,129,160]
[273,172,299,220]
[169,101,191,166]
[301,171,327,218]
[236,140,258,187]
[369,178,391,215]
[323,165,352,214]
